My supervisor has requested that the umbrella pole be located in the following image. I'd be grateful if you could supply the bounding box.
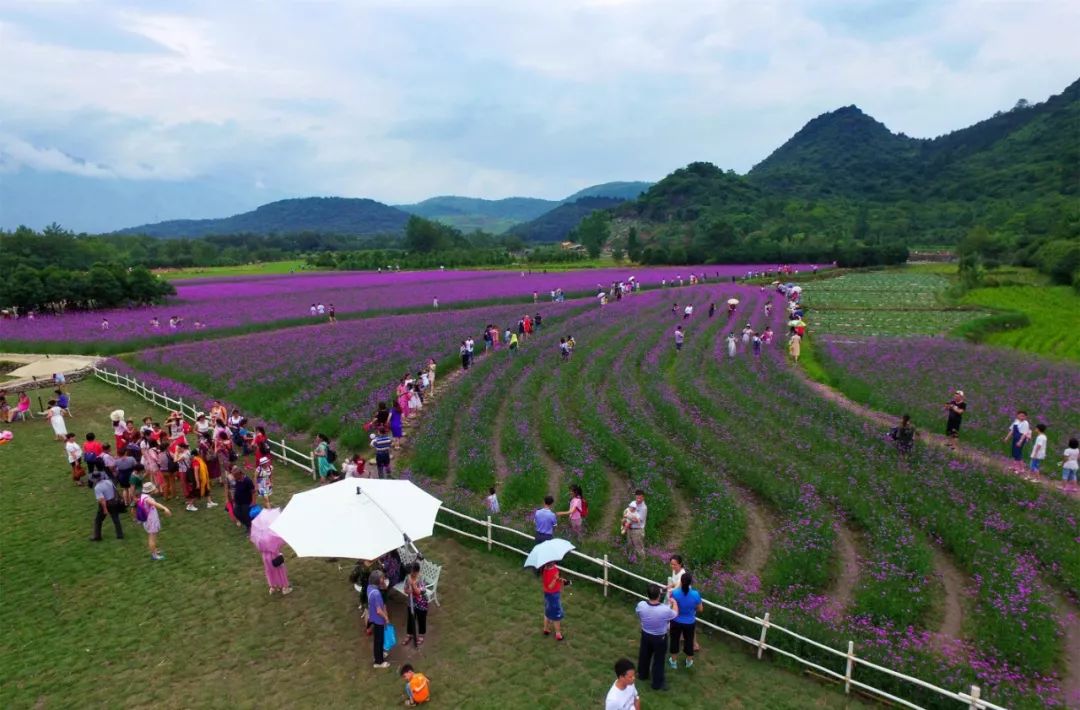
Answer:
[355,485,424,648]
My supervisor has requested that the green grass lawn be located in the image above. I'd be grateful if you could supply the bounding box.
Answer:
[961,284,1080,361]
[0,379,868,709]
[160,260,318,280]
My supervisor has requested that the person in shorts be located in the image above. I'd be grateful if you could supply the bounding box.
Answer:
[1060,438,1079,493]
[1028,424,1047,478]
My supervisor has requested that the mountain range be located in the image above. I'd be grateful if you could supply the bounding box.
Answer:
[113,181,654,240]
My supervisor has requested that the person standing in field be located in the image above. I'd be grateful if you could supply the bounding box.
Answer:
[668,573,703,670]
[534,496,557,543]
[944,391,966,446]
[1004,410,1031,472]
[65,433,84,485]
[674,325,684,352]
[426,358,437,396]
[134,484,171,561]
[232,466,255,532]
[556,484,585,536]
[313,433,336,482]
[484,486,500,514]
[626,490,647,558]
[541,561,568,641]
[1028,424,1047,478]
[890,414,916,459]
[788,332,801,363]
[605,659,640,710]
[1059,438,1079,493]
[460,341,469,370]
[726,333,737,358]
[373,426,393,479]
[708,302,716,318]
[635,583,677,691]
[367,570,392,668]
[402,561,429,647]
[390,401,404,449]
[90,472,125,541]
[44,399,67,440]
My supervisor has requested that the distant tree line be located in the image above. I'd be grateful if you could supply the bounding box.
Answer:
[0,262,174,314]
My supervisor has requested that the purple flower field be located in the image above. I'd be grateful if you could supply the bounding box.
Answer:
[125,297,588,449]
[818,336,1080,456]
[0,264,819,345]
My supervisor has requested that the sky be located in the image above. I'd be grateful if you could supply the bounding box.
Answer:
[0,0,1078,232]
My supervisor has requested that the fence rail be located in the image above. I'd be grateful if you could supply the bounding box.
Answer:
[94,366,1007,710]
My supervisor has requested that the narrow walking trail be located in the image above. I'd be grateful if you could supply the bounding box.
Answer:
[794,367,1079,499]
[931,548,966,641]
[825,524,860,617]
[731,486,772,577]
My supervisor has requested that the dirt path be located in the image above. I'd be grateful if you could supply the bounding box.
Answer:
[794,369,1079,499]
[1056,593,1080,705]
[932,548,966,641]
[491,394,512,482]
[731,486,772,576]
[825,523,860,617]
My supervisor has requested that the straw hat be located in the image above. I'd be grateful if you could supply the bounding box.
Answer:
[142,482,158,495]
[110,409,125,422]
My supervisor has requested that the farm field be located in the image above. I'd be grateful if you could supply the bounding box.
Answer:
[0,264,808,353]
[798,270,988,336]
[961,284,1080,361]
[0,379,863,710]
[5,267,1079,709]
[156,259,316,279]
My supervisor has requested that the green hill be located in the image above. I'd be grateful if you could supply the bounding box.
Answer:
[562,181,653,202]
[510,196,625,242]
[395,196,557,234]
[618,76,1079,264]
[116,197,411,238]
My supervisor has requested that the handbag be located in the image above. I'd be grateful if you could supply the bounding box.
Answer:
[271,554,285,568]
[383,623,397,651]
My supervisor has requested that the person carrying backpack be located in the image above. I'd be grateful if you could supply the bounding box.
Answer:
[133,483,172,561]
[556,484,587,536]
[313,433,337,483]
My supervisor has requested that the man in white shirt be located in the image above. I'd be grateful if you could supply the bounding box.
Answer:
[626,490,647,557]
[605,658,640,710]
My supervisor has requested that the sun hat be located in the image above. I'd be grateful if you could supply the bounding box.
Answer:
[110,409,125,422]
[196,411,206,419]
[258,456,270,465]
[955,390,964,396]
[142,481,158,495]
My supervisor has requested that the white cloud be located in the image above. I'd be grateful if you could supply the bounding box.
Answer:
[0,0,1077,214]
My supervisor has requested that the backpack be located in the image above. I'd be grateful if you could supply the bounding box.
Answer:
[135,497,149,523]
[258,438,272,456]
[580,498,589,518]
[326,447,338,464]
[164,452,178,473]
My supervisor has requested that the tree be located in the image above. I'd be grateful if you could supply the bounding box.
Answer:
[573,211,610,259]
[626,227,642,262]
[611,246,625,263]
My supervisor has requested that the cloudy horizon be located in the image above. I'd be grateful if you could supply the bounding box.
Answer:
[1,0,1078,232]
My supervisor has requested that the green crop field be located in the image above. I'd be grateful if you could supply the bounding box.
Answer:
[961,284,1080,361]
[160,260,318,280]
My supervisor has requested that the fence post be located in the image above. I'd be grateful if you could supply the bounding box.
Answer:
[757,612,770,659]
[310,452,317,481]
[178,397,184,417]
[603,554,609,597]
[486,516,492,551]
[844,640,854,694]
[968,685,980,709]
[280,439,287,467]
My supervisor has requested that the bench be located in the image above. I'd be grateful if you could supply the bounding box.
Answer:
[353,547,442,608]
[393,557,442,608]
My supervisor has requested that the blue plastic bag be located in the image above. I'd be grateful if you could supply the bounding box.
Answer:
[383,623,396,652]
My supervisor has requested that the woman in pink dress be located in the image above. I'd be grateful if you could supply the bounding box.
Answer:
[556,484,585,536]
[396,377,411,419]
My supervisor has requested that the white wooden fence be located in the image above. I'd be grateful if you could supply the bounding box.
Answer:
[93,366,1007,710]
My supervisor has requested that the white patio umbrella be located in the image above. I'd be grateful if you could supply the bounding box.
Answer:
[271,478,442,560]
[524,538,576,569]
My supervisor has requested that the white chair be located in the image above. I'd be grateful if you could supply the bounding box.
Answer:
[393,559,443,607]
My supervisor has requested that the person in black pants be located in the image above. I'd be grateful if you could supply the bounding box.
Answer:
[90,473,124,541]
[635,583,677,691]
[232,466,255,531]
[403,562,429,645]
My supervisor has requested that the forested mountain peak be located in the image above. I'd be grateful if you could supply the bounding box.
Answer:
[116,196,411,238]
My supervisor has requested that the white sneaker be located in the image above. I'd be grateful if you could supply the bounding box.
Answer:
[281,586,293,595]
[186,504,197,512]
[373,662,390,669]
[206,500,218,508]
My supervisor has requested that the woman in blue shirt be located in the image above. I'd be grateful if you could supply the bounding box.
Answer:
[668,573,703,669]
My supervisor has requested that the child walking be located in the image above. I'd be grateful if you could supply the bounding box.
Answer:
[134,484,172,561]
